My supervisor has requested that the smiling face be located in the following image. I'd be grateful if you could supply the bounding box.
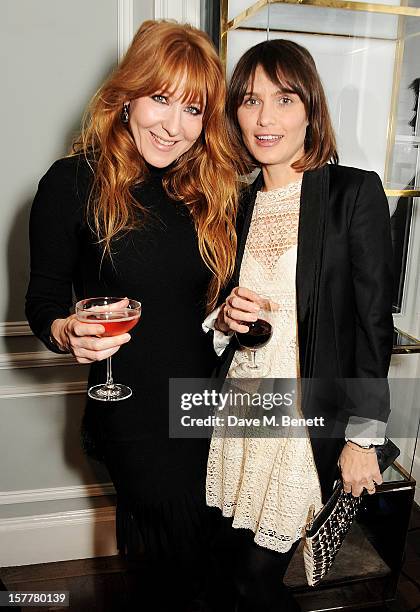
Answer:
[128,85,204,167]
[237,65,308,172]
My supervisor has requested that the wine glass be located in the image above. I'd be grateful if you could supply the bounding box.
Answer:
[76,297,141,401]
[233,295,274,377]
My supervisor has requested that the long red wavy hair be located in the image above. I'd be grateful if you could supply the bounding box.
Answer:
[72,20,238,310]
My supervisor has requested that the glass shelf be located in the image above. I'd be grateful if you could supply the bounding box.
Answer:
[392,327,420,353]
[226,0,420,24]
[230,3,402,40]
[381,461,412,484]
[222,0,420,190]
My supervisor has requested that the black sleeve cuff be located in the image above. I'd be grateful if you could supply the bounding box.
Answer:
[41,324,71,355]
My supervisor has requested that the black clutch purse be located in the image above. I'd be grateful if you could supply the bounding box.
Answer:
[303,438,400,586]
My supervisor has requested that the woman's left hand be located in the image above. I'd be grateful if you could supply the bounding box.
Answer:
[338,442,383,497]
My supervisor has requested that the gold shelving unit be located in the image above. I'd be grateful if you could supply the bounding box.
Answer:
[220,0,420,198]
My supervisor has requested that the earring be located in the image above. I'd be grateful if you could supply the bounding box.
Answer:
[121,102,129,124]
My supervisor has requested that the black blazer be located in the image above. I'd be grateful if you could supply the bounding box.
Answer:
[216,164,394,502]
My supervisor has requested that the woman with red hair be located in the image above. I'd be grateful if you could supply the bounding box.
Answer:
[26,20,238,611]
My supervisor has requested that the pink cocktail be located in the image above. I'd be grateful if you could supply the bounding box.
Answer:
[76,297,141,401]
[83,312,140,337]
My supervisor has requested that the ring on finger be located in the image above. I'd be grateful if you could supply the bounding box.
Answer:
[227,307,232,319]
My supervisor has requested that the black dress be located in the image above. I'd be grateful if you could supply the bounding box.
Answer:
[25,155,220,609]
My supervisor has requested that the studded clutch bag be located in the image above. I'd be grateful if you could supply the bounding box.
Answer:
[303,438,400,587]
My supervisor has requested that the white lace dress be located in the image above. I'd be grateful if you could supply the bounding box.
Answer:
[206,178,323,553]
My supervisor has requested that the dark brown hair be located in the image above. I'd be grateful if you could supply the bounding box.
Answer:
[227,39,339,173]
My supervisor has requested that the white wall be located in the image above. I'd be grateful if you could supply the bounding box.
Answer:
[0,0,121,566]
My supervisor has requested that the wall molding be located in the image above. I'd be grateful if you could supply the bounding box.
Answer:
[118,0,134,61]
[0,507,117,566]
[154,0,201,27]
[154,0,168,19]
[0,381,86,400]
[0,507,115,531]
[0,483,115,506]
[0,351,77,370]
[0,322,32,337]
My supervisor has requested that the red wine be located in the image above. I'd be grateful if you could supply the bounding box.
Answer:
[237,318,272,349]
[84,312,140,337]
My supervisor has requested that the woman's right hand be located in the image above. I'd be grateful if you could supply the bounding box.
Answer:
[215,286,262,334]
[50,315,131,364]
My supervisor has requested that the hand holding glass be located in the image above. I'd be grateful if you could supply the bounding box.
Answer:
[76,297,141,401]
[233,295,273,376]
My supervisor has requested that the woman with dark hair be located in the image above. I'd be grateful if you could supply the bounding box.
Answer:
[204,39,393,611]
[25,20,238,612]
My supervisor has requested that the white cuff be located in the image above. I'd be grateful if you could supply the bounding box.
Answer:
[202,305,233,357]
[345,416,386,446]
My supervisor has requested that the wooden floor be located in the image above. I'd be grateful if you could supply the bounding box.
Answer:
[1,504,419,612]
